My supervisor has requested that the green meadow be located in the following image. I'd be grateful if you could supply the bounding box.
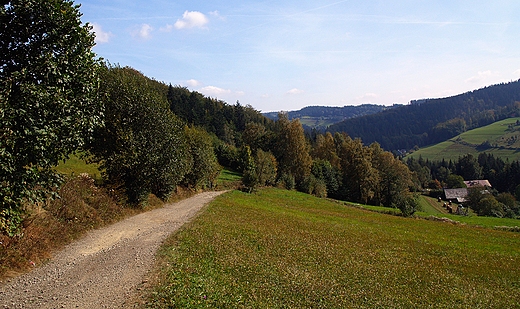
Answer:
[408,117,520,161]
[148,188,520,308]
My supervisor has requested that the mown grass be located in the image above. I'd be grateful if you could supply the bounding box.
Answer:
[148,188,520,308]
[408,117,520,161]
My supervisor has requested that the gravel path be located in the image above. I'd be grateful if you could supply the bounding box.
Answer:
[0,191,226,308]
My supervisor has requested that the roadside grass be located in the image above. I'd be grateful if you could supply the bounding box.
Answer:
[148,188,520,308]
[0,175,134,281]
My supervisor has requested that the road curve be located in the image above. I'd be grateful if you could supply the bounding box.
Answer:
[0,191,226,308]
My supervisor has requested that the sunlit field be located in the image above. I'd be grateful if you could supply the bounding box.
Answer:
[148,188,520,308]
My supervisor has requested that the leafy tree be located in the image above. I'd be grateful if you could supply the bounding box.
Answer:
[243,123,268,153]
[274,113,312,185]
[183,126,221,190]
[370,143,414,207]
[0,0,101,234]
[337,136,377,204]
[87,66,191,203]
[392,193,419,217]
[446,174,466,189]
[254,150,277,187]
[240,146,258,193]
[311,132,340,168]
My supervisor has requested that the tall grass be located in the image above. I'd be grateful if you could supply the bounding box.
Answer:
[149,188,520,308]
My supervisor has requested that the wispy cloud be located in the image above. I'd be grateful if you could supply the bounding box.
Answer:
[92,23,113,44]
[465,71,500,83]
[132,24,154,40]
[160,24,174,33]
[286,88,305,95]
[174,11,209,30]
[200,86,232,97]
[354,93,378,103]
[186,79,202,87]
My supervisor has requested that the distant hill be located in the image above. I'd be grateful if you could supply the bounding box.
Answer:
[262,104,392,130]
[327,80,520,151]
[406,117,520,162]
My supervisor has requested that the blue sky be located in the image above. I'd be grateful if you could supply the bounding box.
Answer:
[81,0,520,112]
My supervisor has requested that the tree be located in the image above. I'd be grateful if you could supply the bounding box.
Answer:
[274,113,312,185]
[446,174,466,189]
[183,126,222,190]
[337,136,377,204]
[254,150,277,187]
[87,66,191,203]
[1,0,101,234]
[370,143,414,207]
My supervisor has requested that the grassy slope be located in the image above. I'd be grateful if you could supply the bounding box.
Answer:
[148,188,520,308]
[407,117,520,161]
[54,153,102,178]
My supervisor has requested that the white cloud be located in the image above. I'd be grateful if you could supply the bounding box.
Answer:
[354,93,378,103]
[465,70,499,83]
[261,94,270,98]
[286,88,305,95]
[186,79,202,87]
[160,24,174,33]
[92,23,113,44]
[132,24,154,40]
[235,91,245,96]
[209,10,225,20]
[174,11,209,30]
[200,86,232,97]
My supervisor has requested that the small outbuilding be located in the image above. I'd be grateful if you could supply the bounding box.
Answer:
[444,188,468,203]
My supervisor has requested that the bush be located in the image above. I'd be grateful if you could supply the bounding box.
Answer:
[277,173,295,190]
[183,126,222,190]
[87,66,191,204]
[392,193,419,217]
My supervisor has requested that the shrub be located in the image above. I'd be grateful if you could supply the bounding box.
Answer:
[392,193,419,217]
[183,126,222,190]
[277,173,295,190]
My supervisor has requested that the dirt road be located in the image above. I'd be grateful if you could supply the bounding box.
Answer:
[0,191,226,308]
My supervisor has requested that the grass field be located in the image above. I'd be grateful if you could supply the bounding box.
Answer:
[54,153,102,179]
[148,188,520,308]
[408,117,520,161]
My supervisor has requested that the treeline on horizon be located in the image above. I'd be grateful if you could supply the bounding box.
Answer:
[327,81,520,152]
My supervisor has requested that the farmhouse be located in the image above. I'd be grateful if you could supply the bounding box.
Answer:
[444,179,492,203]
[464,180,492,188]
[444,188,468,203]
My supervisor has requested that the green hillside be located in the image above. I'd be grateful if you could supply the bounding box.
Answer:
[407,117,520,161]
[263,104,390,129]
[148,188,520,308]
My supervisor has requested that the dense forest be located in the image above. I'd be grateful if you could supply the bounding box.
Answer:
[263,104,392,130]
[327,81,520,151]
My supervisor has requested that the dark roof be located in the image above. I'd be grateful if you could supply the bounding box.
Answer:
[444,188,468,203]
[464,180,492,188]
